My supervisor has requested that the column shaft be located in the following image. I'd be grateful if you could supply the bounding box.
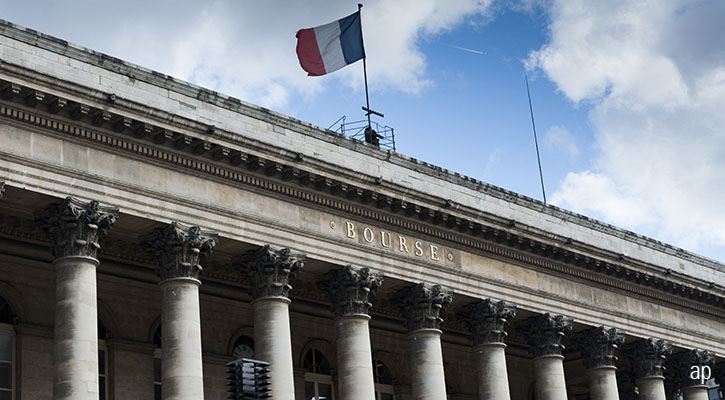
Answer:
[681,386,709,400]
[533,355,568,400]
[636,377,666,400]
[39,197,118,400]
[336,315,375,400]
[474,343,510,400]
[409,329,447,400]
[587,366,619,400]
[53,257,99,400]
[253,298,295,400]
[160,279,204,400]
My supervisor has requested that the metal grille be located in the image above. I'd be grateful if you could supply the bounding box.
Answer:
[227,358,271,399]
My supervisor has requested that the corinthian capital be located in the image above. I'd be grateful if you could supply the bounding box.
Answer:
[318,265,383,317]
[626,338,672,380]
[237,245,305,300]
[518,313,572,358]
[576,326,625,369]
[457,299,516,345]
[671,349,715,389]
[147,222,217,282]
[393,283,453,333]
[37,197,118,259]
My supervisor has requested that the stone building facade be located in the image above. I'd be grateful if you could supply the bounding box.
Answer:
[0,19,724,400]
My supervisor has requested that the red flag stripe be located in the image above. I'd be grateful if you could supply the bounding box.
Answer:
[295,28,326,76]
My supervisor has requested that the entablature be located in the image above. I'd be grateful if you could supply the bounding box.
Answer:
[0,71,723,317]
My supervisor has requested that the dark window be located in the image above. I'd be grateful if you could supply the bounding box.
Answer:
[373,359,393,384]
[0,298,14,325]
[153,326,162,400]
[98,318,108,400]
[0,296,15,399]
[153,326,162,348]
[304,347,334,400]
[304,348,332,375]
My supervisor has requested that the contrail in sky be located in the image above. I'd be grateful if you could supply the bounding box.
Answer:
[445,44,486,55]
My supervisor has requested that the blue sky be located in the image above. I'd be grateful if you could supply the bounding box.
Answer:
[3,0,725,262]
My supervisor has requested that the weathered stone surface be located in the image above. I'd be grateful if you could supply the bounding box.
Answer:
[37,196,118,259]
[576,326,625,369]
[237,245,305,300]
[518,313,572,358]
[408,329,448,400]
[457,298,516,345]
[146,222,217,281]
[393,283,453,332]
[318,265,383,317]
[626,338,672,380]
[0,181,4,199]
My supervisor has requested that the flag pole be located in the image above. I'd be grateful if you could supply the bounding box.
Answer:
[526,74,547,204]
[359,3,372,130]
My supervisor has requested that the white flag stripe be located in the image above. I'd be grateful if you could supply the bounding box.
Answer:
[314,20,346,74]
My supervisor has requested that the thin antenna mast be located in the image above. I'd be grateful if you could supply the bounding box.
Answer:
[526,75,547,204]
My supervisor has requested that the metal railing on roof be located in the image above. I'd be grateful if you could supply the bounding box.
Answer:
[328,115,396,152]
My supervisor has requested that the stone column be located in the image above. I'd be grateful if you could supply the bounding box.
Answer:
[671,349,714,400]
[576,326,625,400]
[394,283,453,400]
[319,265,383,400]
[38,197,118,400]
[518,313,573,400]
[147,222,217,400]
[238,245,305,400]
[457,299,516,400]
[627,338,671,400]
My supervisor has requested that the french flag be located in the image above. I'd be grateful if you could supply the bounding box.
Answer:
[296,11,366,76]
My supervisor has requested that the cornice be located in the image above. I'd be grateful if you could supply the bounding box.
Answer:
[0,80,724,315]
[0,25,725,271]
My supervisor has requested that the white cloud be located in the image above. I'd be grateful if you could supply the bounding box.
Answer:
[543,125,579,160]
[101,0,493,109]
[530,0,725,257]
[551,171,657,228]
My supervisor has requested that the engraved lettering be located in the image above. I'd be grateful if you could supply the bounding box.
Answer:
[399,236,409,253]
[414,241,424,256]
[340,220,448,263]
[381,231,392,248]
[346,222,356,239]
[430,245,440,261]
[363,227,374,243]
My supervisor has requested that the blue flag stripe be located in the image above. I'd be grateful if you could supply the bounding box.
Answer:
[338,12,365,65]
